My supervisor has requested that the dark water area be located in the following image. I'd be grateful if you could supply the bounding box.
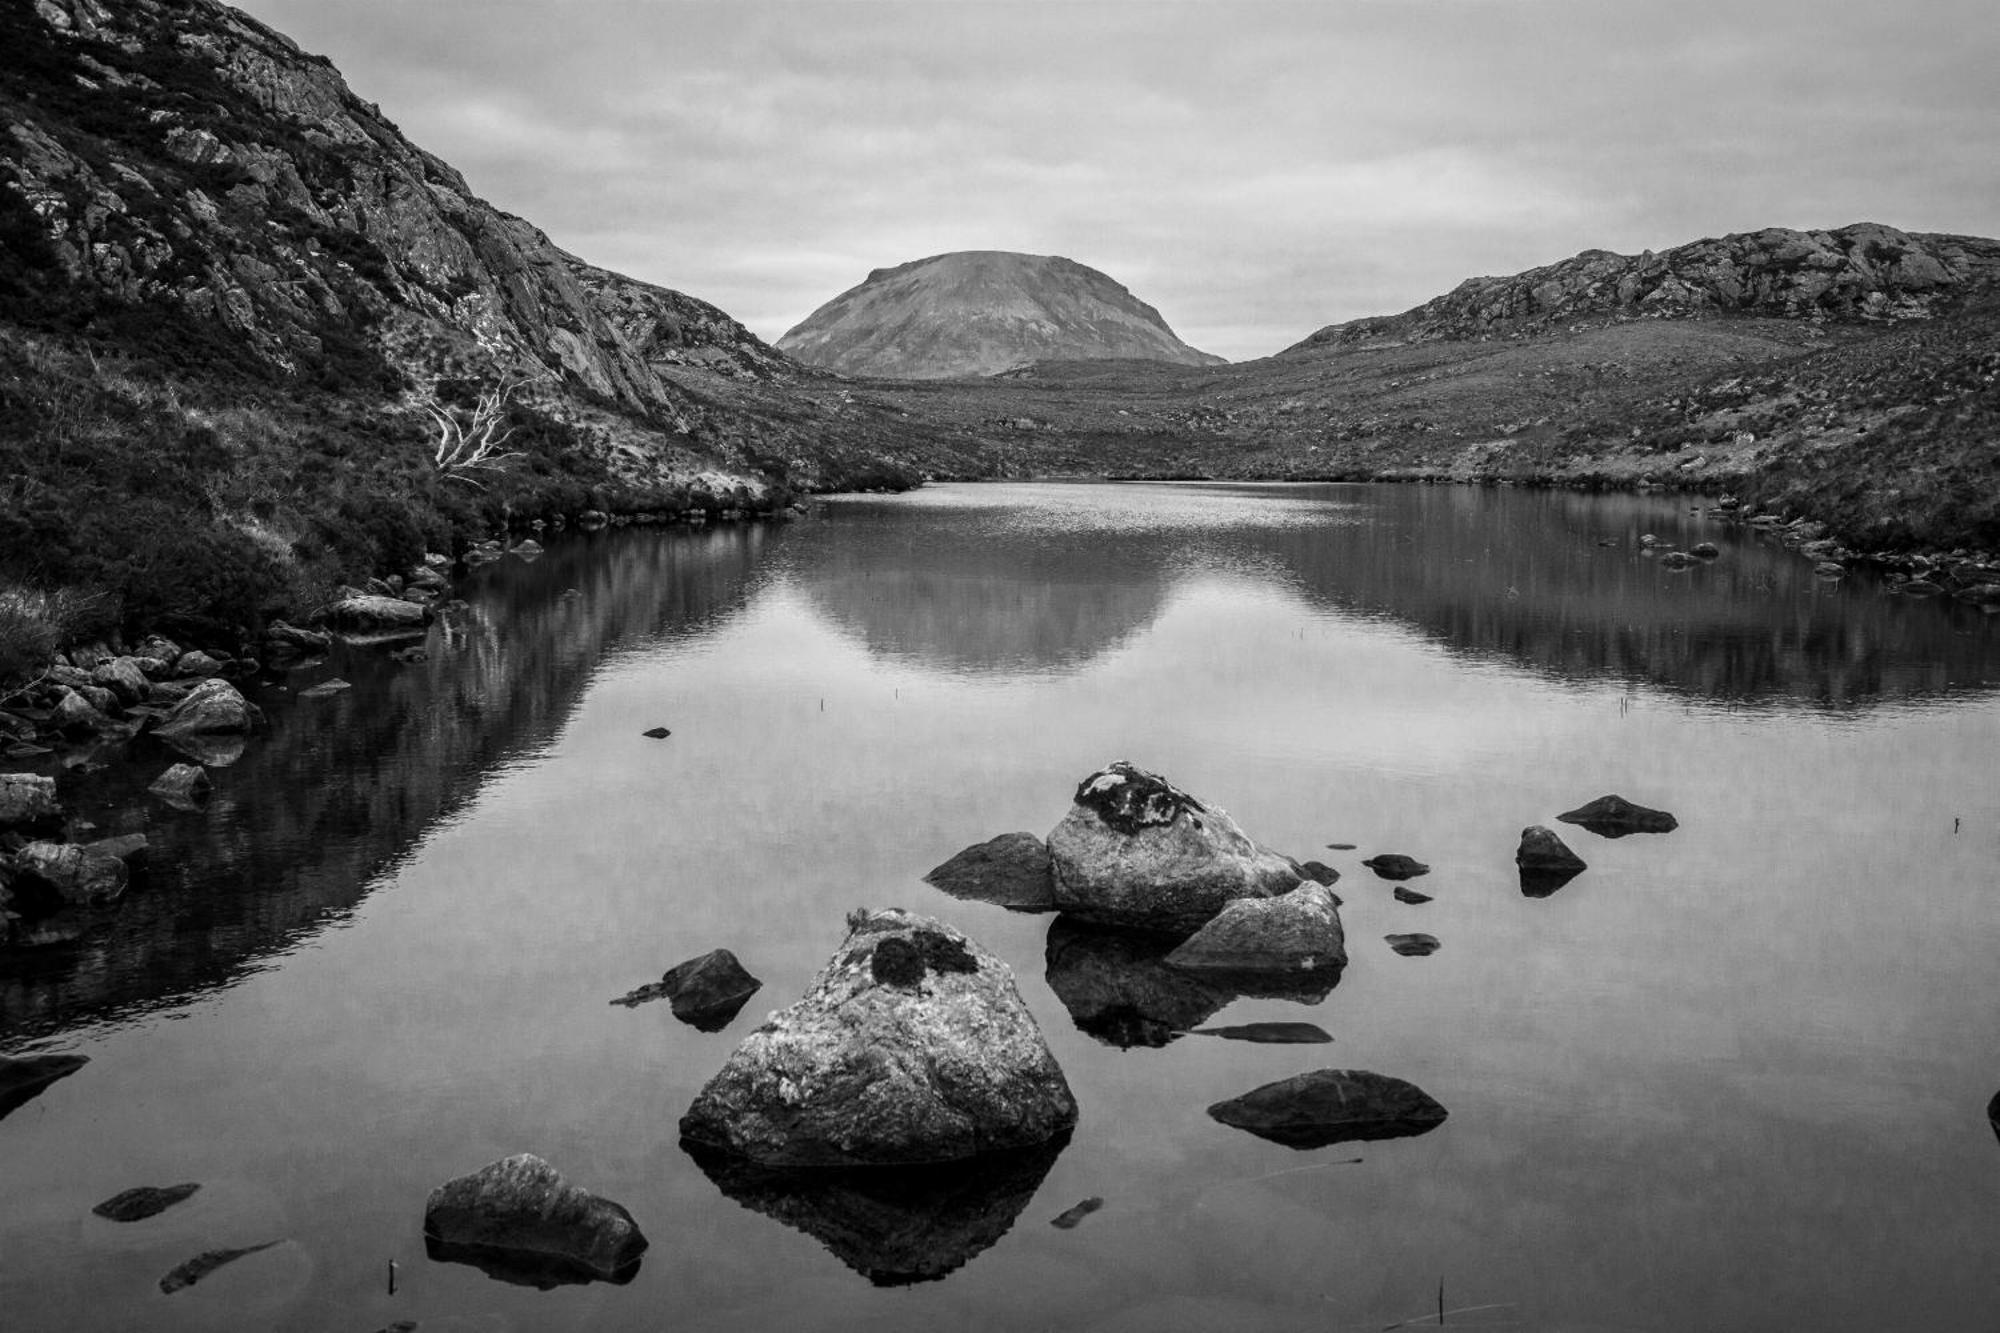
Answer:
[4,482,2000,1332]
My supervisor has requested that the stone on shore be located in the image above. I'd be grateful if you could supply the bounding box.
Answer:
[680,909,1077,1165]
[1207,1069,1449,1149]
[423,1154,648,1286]
[321,590,432,631]
[1165,882,1345,975]
[154,678,264,739]
[924,832,1057,911]
[1047,762,1302,933]
[0,773,62,831]
[91,657,151,705]
[1557,794,1679,837]
[13,840,129,905]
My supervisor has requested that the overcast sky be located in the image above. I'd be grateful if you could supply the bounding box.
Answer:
[243,0,1998,362]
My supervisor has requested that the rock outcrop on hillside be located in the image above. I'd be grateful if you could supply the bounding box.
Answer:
[777,251,1225,379]
[1290,224,2000,351]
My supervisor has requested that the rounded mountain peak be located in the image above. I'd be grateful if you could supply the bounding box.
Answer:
[778,251,1224,379]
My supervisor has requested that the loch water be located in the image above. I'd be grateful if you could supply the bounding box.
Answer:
[5,481,2000,1332]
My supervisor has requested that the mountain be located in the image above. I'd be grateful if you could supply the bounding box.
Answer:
[776,251,1225,379]
[1288,223,2000,351]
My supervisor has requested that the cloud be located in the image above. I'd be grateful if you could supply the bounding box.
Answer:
[241,0,2000,361]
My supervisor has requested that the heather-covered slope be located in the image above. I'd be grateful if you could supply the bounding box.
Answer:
[777,251,1224,378]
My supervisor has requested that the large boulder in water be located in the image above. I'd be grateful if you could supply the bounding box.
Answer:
[1047,762,1302,932]
[1207,1069,1449,1149]
[680,909,1077,1165]
[923,832,1057,911]
[1165,882,1346,975]
[423,1153,647,1286]
[1556,794,1678,837]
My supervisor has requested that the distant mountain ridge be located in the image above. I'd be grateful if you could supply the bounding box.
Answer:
[1289,223,2000,352]
[777,251,1225,379]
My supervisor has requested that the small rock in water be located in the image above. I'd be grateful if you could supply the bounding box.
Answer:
[1208,1069,1448,1149]
[1324,842,1357,851]
[661,949,763,1030]
[424,1154,647,1286]
[1188,1022,1333,1044]
[1296,860,1340,886]
[923,832,1057,912]
[297,679,351,700]
[1557,794,1678,838]
[1815,561,1847,578]
[1517,825,1587,873]
[1658,550,1697,569]
[1392,886,1432,905]
[1361,853,1429,881]
[1386,933,1440,957]
[94,1182,201,1222]
[1049,1197,1104,1230]
[148,762,212,811]
[642,726,671,739]
[159,1240,283,1293]
[1165,882,1345,975]
[1691,541,1721,558]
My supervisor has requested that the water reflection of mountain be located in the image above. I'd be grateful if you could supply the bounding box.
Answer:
[0,526,777,1048]
[794,485,2000,707]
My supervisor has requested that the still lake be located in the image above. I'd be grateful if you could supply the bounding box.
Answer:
[5,481,2000,1332]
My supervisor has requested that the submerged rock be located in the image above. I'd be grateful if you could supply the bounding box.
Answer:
[1207,1069,1449,1149]
[1361,853,1430,881]
[94,1182,201,1222]
[924,831,1057,911]
[297,678,351,700]
[680,909,1077,1165]
[1557,794,1678,838]
[684,1136,1063,1286]
[1165,882,1345,975]
[1049,1196,1104,1230]
[1393,886,1433,905]
[160,1241,283,1294]
[0,773,62,832]
[1385,933,1440,957]
[0,1052,88,1121]
[1188,1022,1333,1044]
[423,1154,647,1286]
[1048,762,1302,932]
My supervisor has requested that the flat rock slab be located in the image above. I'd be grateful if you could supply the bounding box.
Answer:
[1188,1022,1332,1044]
[160,1241,282,1293]
[94,1182,201,1222]
[1557,794,1679,838]
[297,679,351,700]
[423,1153,647,1285]
[1361,854,1429,881]
[680,909,1077,1165]
[1207,1069,1449,1149]
[1392,886,1432,905]
[924,831,1057,911]
[1386,933,1440,957]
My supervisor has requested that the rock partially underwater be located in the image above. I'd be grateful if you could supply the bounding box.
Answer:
[680,909,1077,1165]
[1207,1069,1449,1149]
[1557,794,1679,838]
[1048,762,1303,932]
[423,1154,647,1287]
[924,832,1058,911]
[1165,882,1346,975]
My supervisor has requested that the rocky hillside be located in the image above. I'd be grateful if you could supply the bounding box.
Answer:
[776,251,1225,379]
[0,0,992,637]
[1289,224,2000,351]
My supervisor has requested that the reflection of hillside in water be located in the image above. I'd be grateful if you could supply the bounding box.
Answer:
[0,526,777,1047]
[796,484,2000,706]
